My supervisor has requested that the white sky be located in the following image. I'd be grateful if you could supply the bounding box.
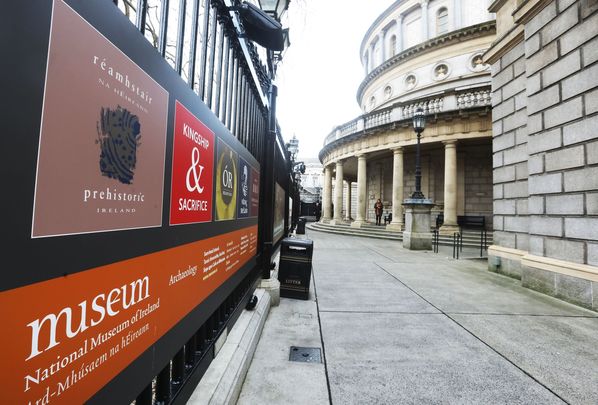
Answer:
[275,0,392,160]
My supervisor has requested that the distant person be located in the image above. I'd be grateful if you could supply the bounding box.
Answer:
[374,198,383,225]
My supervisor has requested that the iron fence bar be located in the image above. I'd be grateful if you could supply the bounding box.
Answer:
[249,96,256,154]
[213,22,225,117]
[136,382,152,405]
[198,0,211,100]
[241,76,248,146]
[230,61,239,135]
[236,72,245,140]
[219,35,230,121]
[172,348,185,384]
[187,0,200,88]
[226,54,237,130]
[233,65,243,138]
[185,335,196,368]
[174,0,187,74]
[158,0,170,56]
[205,7,218,109]
[136,0,148,34]
[155,363,171,403]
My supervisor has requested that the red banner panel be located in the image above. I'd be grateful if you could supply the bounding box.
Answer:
[170,100,215,225]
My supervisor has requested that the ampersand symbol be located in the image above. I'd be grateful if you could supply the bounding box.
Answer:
[186,147,205,193]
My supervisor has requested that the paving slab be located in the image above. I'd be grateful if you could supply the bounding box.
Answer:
[236,278,328,405]
[236,229,598,405]
[379,261,596,316]
[451,314,598,405]
[320,312,563,405]
[314,261,438,314]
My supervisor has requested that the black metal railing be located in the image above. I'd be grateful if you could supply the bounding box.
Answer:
[134,267,260,405]
[114,0,269,161]
[432,229,439,253]
[452,232,463,259]
[110,1,291,403]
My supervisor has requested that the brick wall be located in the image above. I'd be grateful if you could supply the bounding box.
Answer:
[525,0,598,265]
[491,40,529,251]
[488,0,598,310]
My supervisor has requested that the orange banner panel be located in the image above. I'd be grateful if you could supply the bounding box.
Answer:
[0,225,257,404]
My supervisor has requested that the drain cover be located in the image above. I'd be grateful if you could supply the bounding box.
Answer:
[289,346,321,363]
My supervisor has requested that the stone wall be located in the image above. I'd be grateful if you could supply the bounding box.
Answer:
[487,0,598,310]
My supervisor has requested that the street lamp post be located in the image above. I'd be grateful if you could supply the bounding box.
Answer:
[402,107,434,250]
[411,107,426,199]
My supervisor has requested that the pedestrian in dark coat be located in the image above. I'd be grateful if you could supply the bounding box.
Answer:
[374,198,383,225]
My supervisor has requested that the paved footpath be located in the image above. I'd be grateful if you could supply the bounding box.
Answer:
[237,229,598,405]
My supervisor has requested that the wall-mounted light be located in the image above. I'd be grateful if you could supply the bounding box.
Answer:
[236,2,286,51]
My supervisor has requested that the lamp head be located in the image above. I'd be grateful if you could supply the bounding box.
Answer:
[412,108,426,133]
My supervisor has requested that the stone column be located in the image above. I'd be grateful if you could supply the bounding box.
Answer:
[452,0,461,30]
[387,147,404,230]
[421,0,429,41]
[397,15,404,52]
[331,160,344,225]
[440,140,459,234]
[322,165,333,222]
[351,154,368,228]
[345,181,352,221]
[378,32,385,64]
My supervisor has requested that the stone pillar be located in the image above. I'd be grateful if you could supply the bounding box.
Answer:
[397,14,404,52]
[345,181,352,221]
[378,32,385,64]
[322,165,333,222]
[387,147,404,230]
[403,199,434,250]
[331,160,344,225]
[421,0,429,41]
[351,154,368,228]
[369,44,375,72]
[452,0,461,30]
[440,140,459,234]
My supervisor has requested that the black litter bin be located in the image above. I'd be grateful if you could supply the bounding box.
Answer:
[278,237,313,300]
[296,217,306,234]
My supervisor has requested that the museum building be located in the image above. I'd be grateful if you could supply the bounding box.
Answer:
[318,0,496,235]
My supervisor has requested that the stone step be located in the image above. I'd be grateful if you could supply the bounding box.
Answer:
[307,222,493,248]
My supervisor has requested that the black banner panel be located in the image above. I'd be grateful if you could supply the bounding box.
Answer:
[0,1,260,403]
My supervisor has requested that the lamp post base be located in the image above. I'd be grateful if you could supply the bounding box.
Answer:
[402,198,434,250]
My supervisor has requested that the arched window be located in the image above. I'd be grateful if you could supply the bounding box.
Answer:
[389,35,397,57]
[437,8,448,35]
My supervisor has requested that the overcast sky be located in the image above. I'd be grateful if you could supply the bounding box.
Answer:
[275,0,392,160]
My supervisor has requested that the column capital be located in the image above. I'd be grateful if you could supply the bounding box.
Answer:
[356,153,368,159]
[391,146,404,154]
[335,159,345,166]
[443,140,458,147]
[420,0,429,6]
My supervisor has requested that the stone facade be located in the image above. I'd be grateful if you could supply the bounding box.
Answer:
[485,0,598,310]
[319,1,496,234]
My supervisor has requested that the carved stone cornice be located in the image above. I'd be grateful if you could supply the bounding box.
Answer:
[356,21,496,103]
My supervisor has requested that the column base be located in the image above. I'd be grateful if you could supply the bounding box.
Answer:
[402,231,433,250]
[351,220,366,228]
[320,218,331,224]
[439,224,460,235]
[386,221,404,231]
[259,278,280,307]
[329,219,344,225]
